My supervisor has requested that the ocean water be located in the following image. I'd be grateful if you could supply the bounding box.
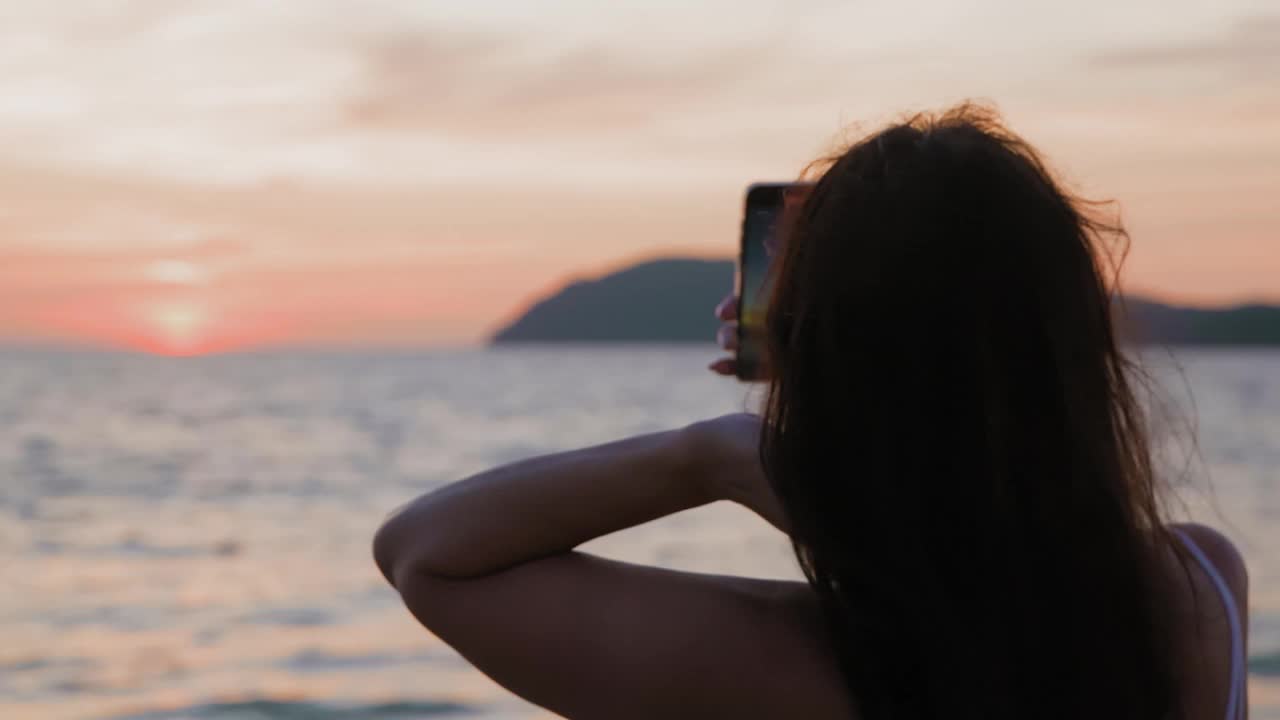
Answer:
[1,346,1277,719]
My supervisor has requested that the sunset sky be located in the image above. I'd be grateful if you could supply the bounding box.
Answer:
[0,1,1276,353]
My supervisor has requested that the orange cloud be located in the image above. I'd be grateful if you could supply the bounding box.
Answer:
[1091,13,1280,75]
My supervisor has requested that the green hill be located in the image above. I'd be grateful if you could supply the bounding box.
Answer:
[491,258,1280,346]
[492,259,732,343]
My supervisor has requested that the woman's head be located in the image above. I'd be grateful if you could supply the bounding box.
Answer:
[761,104,1177,718]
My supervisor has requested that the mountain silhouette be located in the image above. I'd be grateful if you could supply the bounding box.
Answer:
[491,258,1280,346]
[492,259,731,343]
[1122,298,1280,345]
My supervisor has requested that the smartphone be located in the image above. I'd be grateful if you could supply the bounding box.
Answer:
[736,183,809,381]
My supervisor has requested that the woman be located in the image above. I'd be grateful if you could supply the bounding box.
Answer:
[373,105,1248,719]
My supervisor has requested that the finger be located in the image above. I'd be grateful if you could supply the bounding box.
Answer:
[708,357,737,376]
[715,294,739,322]
[716,323,739,351]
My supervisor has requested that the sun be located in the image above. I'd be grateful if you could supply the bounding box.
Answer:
[146,301,212,356]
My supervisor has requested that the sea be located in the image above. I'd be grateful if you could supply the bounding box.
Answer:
[1,346,1277,719]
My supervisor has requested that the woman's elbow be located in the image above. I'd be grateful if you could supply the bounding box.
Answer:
[372,514,408,588]
[372,516,462,635]
[373,504,460,590]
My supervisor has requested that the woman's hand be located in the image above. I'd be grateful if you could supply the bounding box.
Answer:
[682,413,789,533]
[708,293,739,376]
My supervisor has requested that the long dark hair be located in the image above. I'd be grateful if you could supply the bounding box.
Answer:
[761,104,1180,719]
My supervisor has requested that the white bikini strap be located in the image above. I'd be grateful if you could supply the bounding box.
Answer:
[1173,528,1245,720]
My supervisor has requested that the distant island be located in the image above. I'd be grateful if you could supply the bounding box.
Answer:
[491,258,1280,346]
[492,259,731,343]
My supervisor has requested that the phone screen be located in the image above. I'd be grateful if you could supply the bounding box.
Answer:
[736,194,776,380]
[736,183,806,381]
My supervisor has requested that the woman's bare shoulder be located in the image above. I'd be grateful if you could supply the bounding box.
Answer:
[1168,522,1248,594]
[1162,522,1249,719]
